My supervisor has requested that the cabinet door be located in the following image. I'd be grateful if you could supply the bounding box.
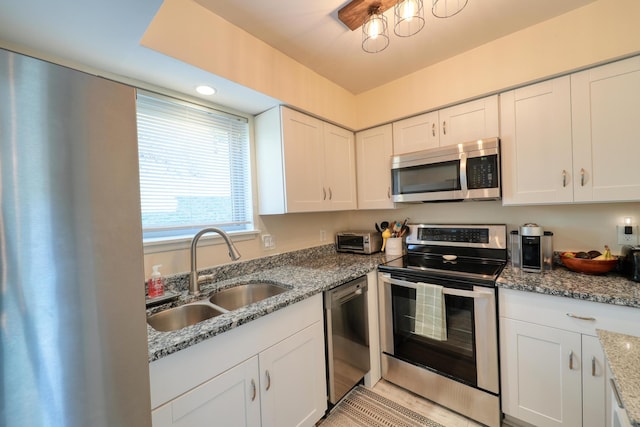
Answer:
[500,317,582,427]
[438,95,499,147]
[260,321,327,427]
[356,125,395,209]
[323,123,357,210]
[501,77,574,205]
[392,111,439,155]
[572,56,640,202]
[281,107,325,212]
[583,334,607,427]
[152,356,260,427]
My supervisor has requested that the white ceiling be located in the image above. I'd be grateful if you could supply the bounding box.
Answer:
[0,0,598,114]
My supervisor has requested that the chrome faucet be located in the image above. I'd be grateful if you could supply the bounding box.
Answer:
[189,227,241,296]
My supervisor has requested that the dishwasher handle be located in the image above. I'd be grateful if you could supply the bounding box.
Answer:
[325,277,368,309]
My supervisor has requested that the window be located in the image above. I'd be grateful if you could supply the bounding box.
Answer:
[136,91,253,241]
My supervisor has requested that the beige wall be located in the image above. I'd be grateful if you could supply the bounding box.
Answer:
[141,0,357,128]
[143,0,640,131]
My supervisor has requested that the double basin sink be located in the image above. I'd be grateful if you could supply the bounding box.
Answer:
[147,282,289,332]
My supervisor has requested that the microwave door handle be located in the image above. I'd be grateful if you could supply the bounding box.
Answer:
[459,152,468,197]
[382,275,491,299]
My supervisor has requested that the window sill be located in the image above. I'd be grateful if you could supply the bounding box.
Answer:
[143,229,260,255]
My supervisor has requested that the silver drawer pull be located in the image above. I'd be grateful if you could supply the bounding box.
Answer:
[265,370,271,391]
[566,313,596,321]
[251,379,256,401]
[562,170,567,187]
[592,357,596,377]
[569,350,574,370]
[610,379,624,409]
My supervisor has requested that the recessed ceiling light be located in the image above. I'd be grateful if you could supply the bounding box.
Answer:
[196,85,216,96]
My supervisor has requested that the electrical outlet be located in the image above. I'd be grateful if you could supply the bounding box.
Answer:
[617,225,638,245]
[262,234,276,250]
[320,230,326,241]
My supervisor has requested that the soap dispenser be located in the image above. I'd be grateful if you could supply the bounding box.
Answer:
[148,264,165,298]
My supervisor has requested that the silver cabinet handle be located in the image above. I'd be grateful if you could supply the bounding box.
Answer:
[610,379,624,408]
[265,370,271,391]
[562,170,567,187]
[329,187,332,200]
[323,187,327,200]
[566,313,596,321]
[592,357,597,377]
[580,168,585,186]
[432,123,436,137]
[569,350,574,370]
[442,121,447,135]
[251,379,256,401]
[387,186,391,199]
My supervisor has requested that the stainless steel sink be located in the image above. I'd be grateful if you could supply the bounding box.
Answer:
[147,304,224,332]
[209,283,288,310]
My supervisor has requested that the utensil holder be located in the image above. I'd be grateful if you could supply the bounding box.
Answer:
[385,237,404,256]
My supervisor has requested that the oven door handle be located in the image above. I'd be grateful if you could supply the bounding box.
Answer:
[383,276,492,299]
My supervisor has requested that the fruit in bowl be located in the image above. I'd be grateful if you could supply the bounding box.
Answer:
[560,246,618,274]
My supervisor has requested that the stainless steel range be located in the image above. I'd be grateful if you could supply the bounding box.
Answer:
[377,224,507,427]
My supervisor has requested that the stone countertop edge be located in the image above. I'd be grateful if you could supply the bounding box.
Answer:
[147,245,388,363]
[497,264,640,309]
[597,329,640,427]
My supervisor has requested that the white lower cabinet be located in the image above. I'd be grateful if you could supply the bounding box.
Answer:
[499,288,640,427]
[500,318,594,427]
[259,322,326,427]
[152,356,260,427]
[149,295,327,427]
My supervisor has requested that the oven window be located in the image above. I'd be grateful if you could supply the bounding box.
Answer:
[392,160,460,195]
[389,285,477,386]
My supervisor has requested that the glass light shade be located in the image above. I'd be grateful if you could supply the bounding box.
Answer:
[432,0,468,18]
[394,0,425,37]
[362,12,390,53]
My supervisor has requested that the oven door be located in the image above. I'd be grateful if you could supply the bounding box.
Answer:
[378,273,499,394]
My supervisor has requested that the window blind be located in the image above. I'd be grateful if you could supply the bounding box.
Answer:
[136,91,252,238]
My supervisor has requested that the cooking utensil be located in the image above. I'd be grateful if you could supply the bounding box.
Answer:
[381,228,392,251]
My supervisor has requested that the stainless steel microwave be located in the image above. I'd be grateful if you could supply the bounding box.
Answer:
[391,137,501,202]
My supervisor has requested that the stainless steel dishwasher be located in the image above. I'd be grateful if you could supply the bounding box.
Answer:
[324,275,370,405]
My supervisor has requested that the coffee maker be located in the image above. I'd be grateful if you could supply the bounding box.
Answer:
[511,223,554,273]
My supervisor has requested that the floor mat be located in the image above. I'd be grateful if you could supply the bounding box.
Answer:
[320,386,446,427]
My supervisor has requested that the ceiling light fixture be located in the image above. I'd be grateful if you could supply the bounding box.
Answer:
[195,85,216,95]
[339,0,467,53]
[362,4,390,53]
[432,0,468,18]
[394,0,425,37]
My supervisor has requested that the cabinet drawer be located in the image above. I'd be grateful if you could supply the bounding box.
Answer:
[499,288,640,337]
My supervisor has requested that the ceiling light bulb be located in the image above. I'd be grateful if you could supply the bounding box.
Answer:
[403,1,415,21]
[394,0,424,37]
[196,85,216,96]
[362,9,389,53]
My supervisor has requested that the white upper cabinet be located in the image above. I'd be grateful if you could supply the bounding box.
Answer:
[501,76,574,205]
[392,111,439,155]
[355,124,395,209]
[392,95,499,155]
[255,106,356,214]
[571,55,640,202]
[438,95,500,147]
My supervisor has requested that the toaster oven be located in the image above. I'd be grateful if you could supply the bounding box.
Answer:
[336,231,382,254]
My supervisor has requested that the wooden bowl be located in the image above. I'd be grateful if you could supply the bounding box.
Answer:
[560,255,618,275]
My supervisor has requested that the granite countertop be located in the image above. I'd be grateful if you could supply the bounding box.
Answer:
[147,245,387,362]
[497,264,640,308]
[597,329,640,427]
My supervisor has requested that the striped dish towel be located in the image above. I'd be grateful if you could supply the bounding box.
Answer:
[414,282,447,341]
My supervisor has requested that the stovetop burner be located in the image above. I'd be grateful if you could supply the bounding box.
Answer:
[378,224,508,286]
